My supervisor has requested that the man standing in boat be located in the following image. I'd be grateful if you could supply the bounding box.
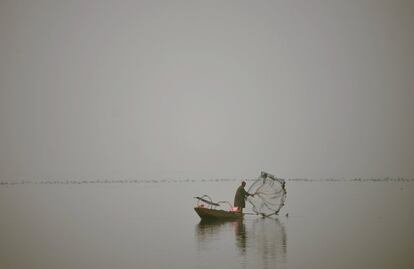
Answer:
[234,181,253,213]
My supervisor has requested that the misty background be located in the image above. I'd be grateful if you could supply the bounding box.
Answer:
[1,0,413,182]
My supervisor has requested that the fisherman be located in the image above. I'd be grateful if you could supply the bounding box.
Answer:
[234,181,253,213]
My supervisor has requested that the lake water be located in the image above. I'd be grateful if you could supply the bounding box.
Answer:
[1,180,413,269]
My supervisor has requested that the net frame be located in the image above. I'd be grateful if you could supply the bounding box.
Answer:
[247,172,287,217]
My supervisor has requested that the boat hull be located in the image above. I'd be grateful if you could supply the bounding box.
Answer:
[194,207,243,220]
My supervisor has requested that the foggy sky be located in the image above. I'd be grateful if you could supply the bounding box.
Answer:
[1,0,413,181]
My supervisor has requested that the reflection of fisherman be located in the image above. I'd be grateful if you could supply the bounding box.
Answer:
[234,181,253,213]
[234,219,247,254]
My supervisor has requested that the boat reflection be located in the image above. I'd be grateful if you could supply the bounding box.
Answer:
[195,217,287,268]
[195,219,235,249]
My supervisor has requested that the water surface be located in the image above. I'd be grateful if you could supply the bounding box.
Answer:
[0,180,413,269]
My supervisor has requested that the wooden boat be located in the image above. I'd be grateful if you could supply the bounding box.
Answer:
[194,206,243,220]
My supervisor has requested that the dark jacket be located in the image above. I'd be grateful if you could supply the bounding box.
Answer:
[234,185,249,208]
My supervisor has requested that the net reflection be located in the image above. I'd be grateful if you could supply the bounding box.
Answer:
[195,218,287,268]
[251,218,287,269]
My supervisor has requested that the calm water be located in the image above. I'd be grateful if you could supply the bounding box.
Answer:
[0,180,413,269]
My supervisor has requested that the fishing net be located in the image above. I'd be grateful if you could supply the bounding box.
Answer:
[247,172,287,217]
